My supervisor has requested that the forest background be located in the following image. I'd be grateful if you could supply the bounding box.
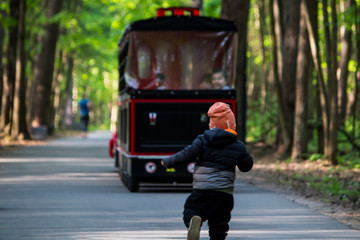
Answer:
[0,0,360,206]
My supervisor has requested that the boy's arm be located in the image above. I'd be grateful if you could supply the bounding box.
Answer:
[162,137,202,168]
[237,144,254,172]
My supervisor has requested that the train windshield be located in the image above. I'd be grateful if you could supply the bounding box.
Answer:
[124,31,237,90]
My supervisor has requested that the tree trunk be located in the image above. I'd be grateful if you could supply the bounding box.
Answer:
[353,72,359,151]
[270,0,291,153]
[352,3,360,151]
[258,0,269,141]
[0,0,19,134]
[281,0,301,154]
[292,1,310,159]
[51,50,64,130]
[0,71,8,132]
[273,0,286,153]
[26,2,48,133]
[221,0,250,143]
[30,0,62,131]
[304,0,338,164]
[316,81,325,153]
[337,0,355,127]
[0,10,5,116]
[303,0,328,154]
[273,0,283,78]
[64,55,74,129]
[323,0,338,165]
[12,0,29,139]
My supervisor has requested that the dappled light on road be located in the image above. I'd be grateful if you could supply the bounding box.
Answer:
[1,131,359,239]
[0,172,116,183]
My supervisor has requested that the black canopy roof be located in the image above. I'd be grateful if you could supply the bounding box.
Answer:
[118,15,238,47]
[123,15,237,33]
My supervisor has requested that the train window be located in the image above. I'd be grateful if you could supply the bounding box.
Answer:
[124,31,237,90]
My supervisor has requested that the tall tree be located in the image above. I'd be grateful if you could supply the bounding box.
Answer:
[352,1,360,151]
[64,54,74,128]
[11,0,29,139]
[303,0,327,154]
[303,0,339,164]
[323,0,339,164]
[273,0,283,78]
[292,0,311,159]
[257,0,270,141]
[50,0,81,131]
[50,49,64,130]
[0,0,19,134]
[221,0,251,143]
[30,0,63,130]
[280,0,301,154]
[337,0,355,127]
[270,0,290,153]
[0,9,6,116]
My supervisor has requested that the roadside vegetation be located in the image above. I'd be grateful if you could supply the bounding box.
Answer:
[245,104,360,205]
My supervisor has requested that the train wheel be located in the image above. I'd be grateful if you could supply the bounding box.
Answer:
[120,170,139,192]
[127,176,139,192]
[114,149,119,168]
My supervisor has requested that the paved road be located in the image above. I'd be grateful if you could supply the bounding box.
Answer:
[0,131,359,240]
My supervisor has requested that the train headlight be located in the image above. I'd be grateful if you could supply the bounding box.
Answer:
[187,163,195,173]
[145,162,156,174]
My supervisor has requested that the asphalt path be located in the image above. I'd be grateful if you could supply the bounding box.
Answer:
[0,131,359,240]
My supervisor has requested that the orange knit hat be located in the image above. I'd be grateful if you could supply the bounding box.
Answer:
[208,102,236,130]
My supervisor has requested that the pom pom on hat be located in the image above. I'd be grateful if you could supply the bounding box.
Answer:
[208,102,236,130]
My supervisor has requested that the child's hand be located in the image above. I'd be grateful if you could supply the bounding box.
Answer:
[161,161,168,169]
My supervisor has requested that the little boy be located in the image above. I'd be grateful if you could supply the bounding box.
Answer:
[211,68,231,90]
[161,102,253,240]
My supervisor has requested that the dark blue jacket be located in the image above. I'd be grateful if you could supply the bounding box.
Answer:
[162,128,253,190]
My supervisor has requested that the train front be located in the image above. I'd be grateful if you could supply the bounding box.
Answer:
[116,7,238,192]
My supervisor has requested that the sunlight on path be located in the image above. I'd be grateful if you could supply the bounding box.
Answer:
[1,130,359,240]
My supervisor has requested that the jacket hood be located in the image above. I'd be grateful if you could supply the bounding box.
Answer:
[204,128,237,147]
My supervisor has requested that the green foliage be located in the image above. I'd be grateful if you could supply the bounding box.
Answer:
[26,0,48,67]
[16,0,360,156]
[307,119,360,169]
[244,0,278,144]
[290,171,360,204]
[203,0,221,17]
[309,153,324,162]
[311,175,360,203]
[0,2,17,29]
[338,152,360,169]
[0,1,8,11]
[246,97,278,143]
[340,4,360,30]
[337,118,360,169]
[53,0,193,129]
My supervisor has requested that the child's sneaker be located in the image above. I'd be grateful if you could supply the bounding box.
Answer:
[187,215,202,240]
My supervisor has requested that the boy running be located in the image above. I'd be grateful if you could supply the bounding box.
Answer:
[162,102,253,240]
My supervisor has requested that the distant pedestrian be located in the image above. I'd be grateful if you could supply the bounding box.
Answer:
[161,102,253,240]
[79,94,91,138]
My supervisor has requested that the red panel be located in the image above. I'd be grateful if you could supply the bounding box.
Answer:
[130,101,136,154]
[132,99,235,104]
[156,7,200,17]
